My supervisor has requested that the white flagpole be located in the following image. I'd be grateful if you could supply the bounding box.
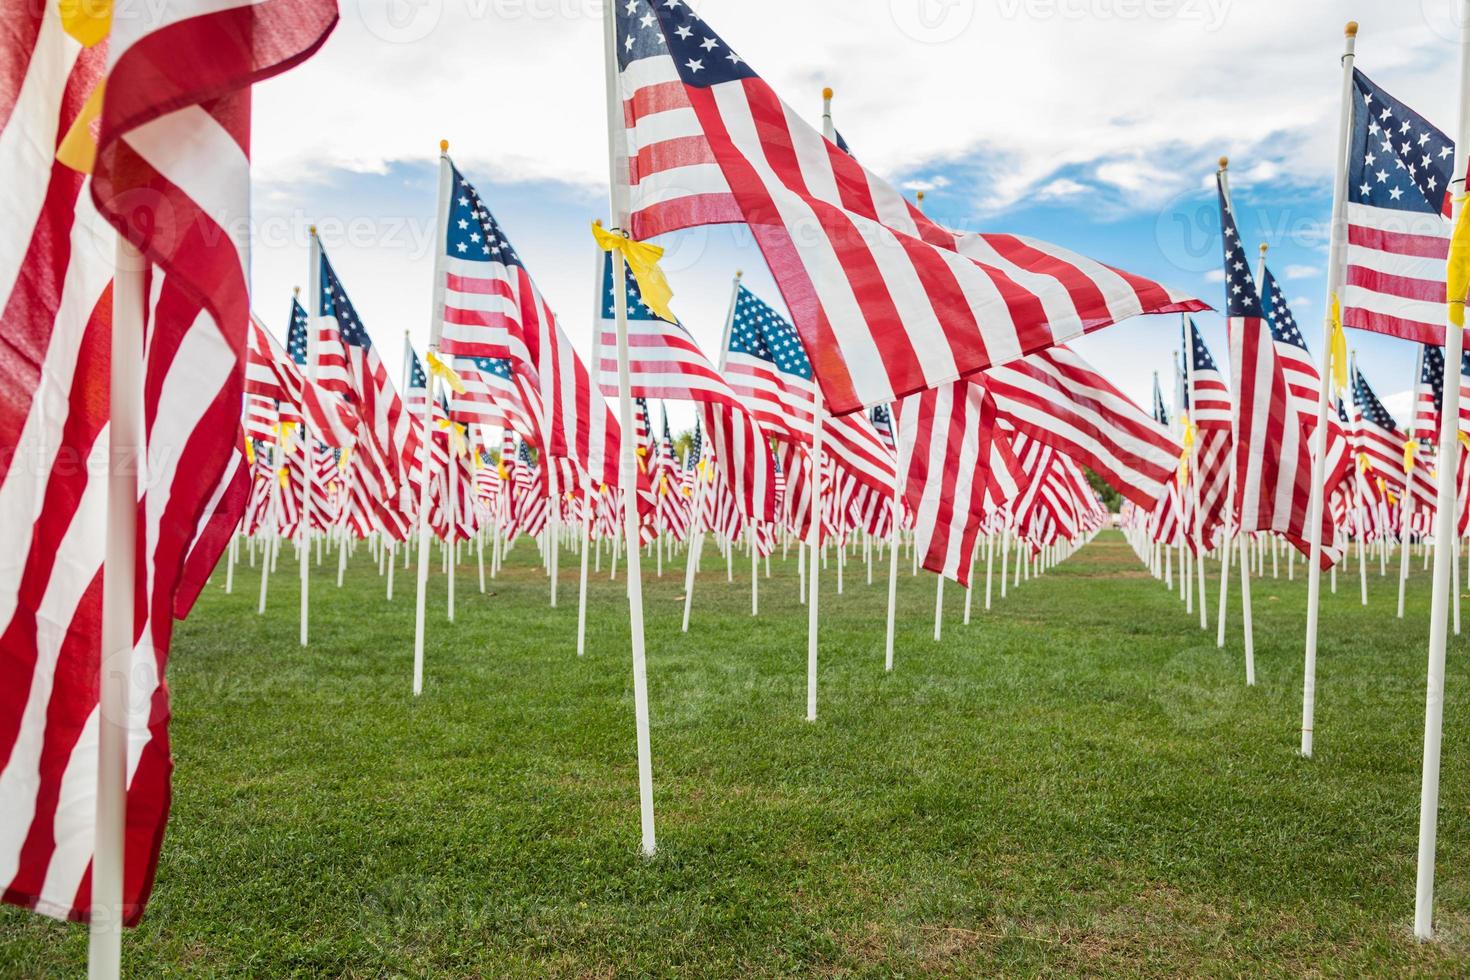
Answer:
[932,574,943,641]
[90,234,145,980]
[1402,347,1426,620]
[1301,22,1359,757]
[448,426,459,622]
[547,454,560,607]
[1182,318,1209,630]
[682,270,740,632]
[1414,0,1470,938]
[412,141,453,697]
[808,86,838,722]
[300,276,316,644]
[1216,159,1254,684]
[601,4,656,854]
[225,527,237,594]
[578,494,591,656]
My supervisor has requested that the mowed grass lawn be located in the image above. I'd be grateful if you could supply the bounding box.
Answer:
[5,529,1470,976]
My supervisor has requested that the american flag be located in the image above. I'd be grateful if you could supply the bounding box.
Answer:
[721,284,895,499]
[1218,175,1341,563]
[1259,267,1321,422]
[0,0,335,926]
[894,383,1020,586]
[612,0,1206,414]
[1182,318,1232,548]
[982,345,1182,512]
[245,394,279,446]
[317,247,422,500]
[1414,344,1445,445]
[451,354,538,438]
[1342,70,1456,345]
[245,312,358,449]
[404,342,429,419]
[597,254,776,521]
[1353,365,1435,510]
[870,404,897,454]
[1152,374,1170,427]
[435,161,621,493]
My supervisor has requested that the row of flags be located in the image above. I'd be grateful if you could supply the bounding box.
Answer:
[4,0,1469,955]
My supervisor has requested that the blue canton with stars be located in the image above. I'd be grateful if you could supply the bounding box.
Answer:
[870,404,892,439]
[319,249,373,351]
[1184,317,1219,375]
[1353,368,1400,433]
[1259,267,1309,351]
[687,417,702,468]
[468,355,513,383]
[1420,344,1446,418]
[727,285,811,381]
[408,348,427,391]
[1152,381,1169,426]
[1181,317,1219,412]
[601,250,671,323]
[618,0,755,87]
[1216,176,1264,319]
[1350,70,1454,217]
[286,297,310,366]
[446,163,524,268]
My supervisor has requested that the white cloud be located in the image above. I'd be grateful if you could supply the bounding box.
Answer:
[1037,177,1090,199]
[1204,269,1225,283]
[1284,264,1320,279]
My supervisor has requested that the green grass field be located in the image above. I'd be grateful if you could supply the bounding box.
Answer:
[3,529,1470,976]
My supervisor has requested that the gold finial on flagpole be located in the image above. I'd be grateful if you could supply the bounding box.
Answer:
[1218,156,1229,172]
[293,286,300,297]
[1345,21,1358,37]
[440,139,449,153]
[735,269,743,280]
[916,190,926,207]
[822,87,833,101]
[1260,243,1269,259]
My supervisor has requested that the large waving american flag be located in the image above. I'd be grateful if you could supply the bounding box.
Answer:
[612,0,1206,414]
[0,0,335,926]
[1341,70,1457,346]
[1218,176,1343,564]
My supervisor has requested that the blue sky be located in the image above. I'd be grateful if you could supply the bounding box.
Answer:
[248,0,1469,432]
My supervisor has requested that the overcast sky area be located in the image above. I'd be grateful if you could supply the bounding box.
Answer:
[248,0,1469,433]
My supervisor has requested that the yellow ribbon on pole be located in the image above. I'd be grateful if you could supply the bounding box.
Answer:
[591,220,677,322]
[1404,439,1419,475]
[1328,294,1349,394]
[1357,451,1370,474]
[59,0,112,47]
[1447,193,1470,328]
[278,467,290,489]
[1176,412,1195,488]
[436,417,469,457]
[425,350,466,394]
[338,445,353,471]
[272,421,298,455]
[244,438,256,466]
